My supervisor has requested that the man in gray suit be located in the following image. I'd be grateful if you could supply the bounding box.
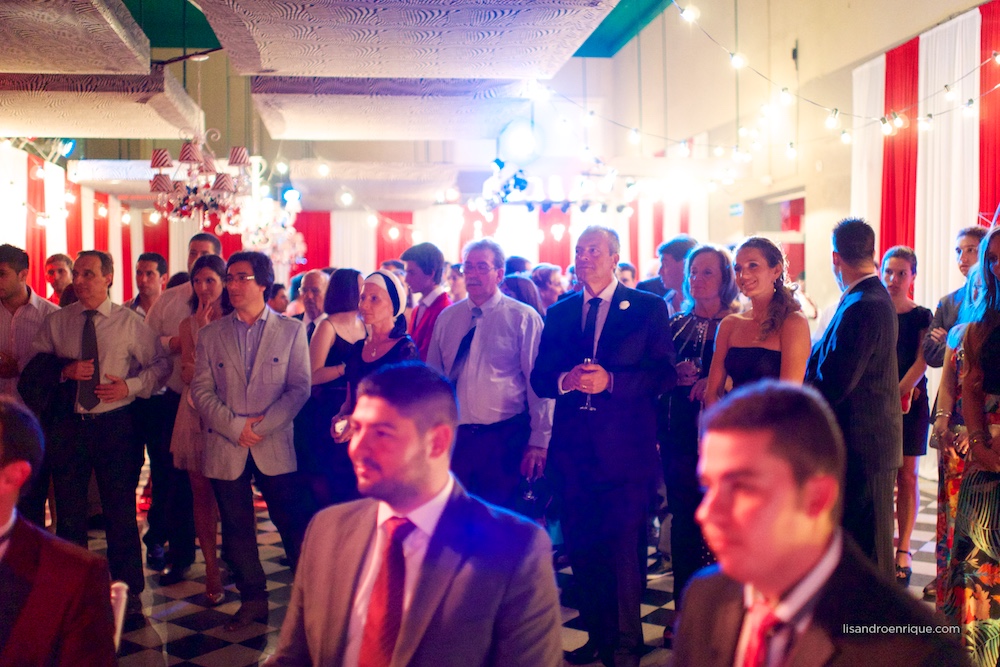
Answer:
[269,362,563,667]
[191,251,311,631]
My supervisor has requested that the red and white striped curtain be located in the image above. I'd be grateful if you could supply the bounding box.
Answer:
[852,4,985,309]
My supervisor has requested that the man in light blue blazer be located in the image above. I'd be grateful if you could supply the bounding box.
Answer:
[191,251,311,631]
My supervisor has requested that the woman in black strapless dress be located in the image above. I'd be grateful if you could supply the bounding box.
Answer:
[705,237,811,405]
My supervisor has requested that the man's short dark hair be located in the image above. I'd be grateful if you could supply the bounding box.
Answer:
[700,380,846,518]
[0,245,29,273]
[167,271,189,289]
[617,261,636,275]
[657,235,698,262]
[77,250,114,277]
[0,397,45,492]
[505,256,531,275]
[269,283,286,301]
[356,362,458,441]
[45,253,72,269]
[227,251,274,293]
[401,243,447,283]
[190,232,222,256]
[137,252,167,277]
[380,259,405,272]
[832,218,876,266]
[958,225,988,243]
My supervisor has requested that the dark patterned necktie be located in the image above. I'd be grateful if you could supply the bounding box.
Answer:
[359,517,417,667]
[449,307,482,382]
[582,297,601,360]
[306,320,316,342]
[79,310,100,410]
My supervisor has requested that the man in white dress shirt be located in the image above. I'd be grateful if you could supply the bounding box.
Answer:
[31,250,168,613]
[291,269,328,343]
[269,362,562,667]
[426,238,552,510]
[141,232,221,574]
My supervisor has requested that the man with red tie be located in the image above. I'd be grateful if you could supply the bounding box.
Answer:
[671,381,965,667]
[269,362,562,666]
[400,243,450,361]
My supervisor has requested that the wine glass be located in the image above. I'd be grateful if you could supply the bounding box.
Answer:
[580,358,597,411]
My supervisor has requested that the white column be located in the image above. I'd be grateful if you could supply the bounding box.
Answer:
[0,144,28,247]
[107,198,124,303]
[43,161,68,256]
[331,210,376,273]
[80,187,96,250]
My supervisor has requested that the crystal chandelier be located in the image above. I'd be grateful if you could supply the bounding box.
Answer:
[148,130,252,229]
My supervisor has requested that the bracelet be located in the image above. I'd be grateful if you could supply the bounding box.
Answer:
[934,410,952,420]
[969,430,990,450]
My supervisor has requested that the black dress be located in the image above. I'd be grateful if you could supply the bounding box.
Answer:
[293,331,360,510]
[897,306,933,456]
[723,346,782,388]
[344,336,420,398]
[658,311,725,608]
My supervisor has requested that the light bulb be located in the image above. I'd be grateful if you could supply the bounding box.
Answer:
[679,5,700,22]
[275,161,288,175]
[33,166,45,180]
[944,85,956,101]
[121,212,131,225]
[825,109,840,129]
[317,163,330,177]
[628,128,641,145]
[785,143,797,160]
[730,53,747,69]
[840,130,853,144]
[780,88,794,106]
[65,192,76,204]
[738,126,748,138]
[149,211,161,224]
[97,204,108,217]
[713,145,725,157]
[964,99,977,117]
[338,190,354,207]
[387,227,400,240]
[994,51,1000,65]
[880,117,893,136]
[918,114,932,131]
[367,213,379,228]
[892,112,904,128]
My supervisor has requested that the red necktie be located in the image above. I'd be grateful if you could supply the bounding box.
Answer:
[359,517,417,667]
[742,601,783,667]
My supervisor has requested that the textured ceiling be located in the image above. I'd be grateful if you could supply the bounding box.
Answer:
[197,0,619,79]
[291,160,460,210]
[0,0,149,75]
[0,67,204,139]
[252,77,531,141]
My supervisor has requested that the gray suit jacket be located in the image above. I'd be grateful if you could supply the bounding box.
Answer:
[191,308,310,480]
[671,538,968,667]
[268,483,563,667]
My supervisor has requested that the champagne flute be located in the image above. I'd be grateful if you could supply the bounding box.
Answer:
[580,358,597,411]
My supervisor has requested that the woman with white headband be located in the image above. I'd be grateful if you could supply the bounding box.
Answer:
[331,269,418,442]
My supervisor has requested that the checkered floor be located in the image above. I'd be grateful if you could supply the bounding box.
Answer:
[92,476,939,666]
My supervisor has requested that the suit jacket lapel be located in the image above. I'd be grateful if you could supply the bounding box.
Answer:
[595,284,628,361]
[325,503,378,664]
[711,591,745,666]
[392,486,470,666]
[0,518,39,652]
[788,623,837,667]
[220,316,246,386]
[249,312,280,385]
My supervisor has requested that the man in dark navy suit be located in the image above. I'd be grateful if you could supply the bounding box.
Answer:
[292,270,328,343]
[532,226,676,667]
[806,218,901,578]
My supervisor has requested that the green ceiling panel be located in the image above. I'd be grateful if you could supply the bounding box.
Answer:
[121,0,220,49]
[575,0,674,58]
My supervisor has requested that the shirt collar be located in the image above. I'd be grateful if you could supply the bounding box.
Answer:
[420,285,446,308]
[842,273,878,295]
[0,507,15,539]
[743,529,843,623]
[376,474,455,539]
[585,277,619,303]
[88,297,113,317]
[25,287,47,312]
[470,287,503,314]
[233,305,271,326]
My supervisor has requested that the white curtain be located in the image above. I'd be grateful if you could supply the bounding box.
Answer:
[851,54,887,238]
[108,197,124,303]
[331,210,376,273]
[412,205,465,263]
[43,161,67,257]
[495,206,540,265]
[0,144,27,247]
[168,215,201,276]
[915,10,981,310]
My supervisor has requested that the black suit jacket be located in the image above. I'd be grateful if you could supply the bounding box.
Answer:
[636,276,667,298]
[671,536,968,667]
[531,285,676,487]
[0,517,116,667]
[806,277,902,472]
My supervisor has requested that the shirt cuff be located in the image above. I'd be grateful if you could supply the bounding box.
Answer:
[558,371,570,395]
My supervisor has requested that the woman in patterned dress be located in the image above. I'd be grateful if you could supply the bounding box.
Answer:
[944,227,1000,666]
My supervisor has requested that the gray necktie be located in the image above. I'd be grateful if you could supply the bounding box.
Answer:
[79,310,100,410]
